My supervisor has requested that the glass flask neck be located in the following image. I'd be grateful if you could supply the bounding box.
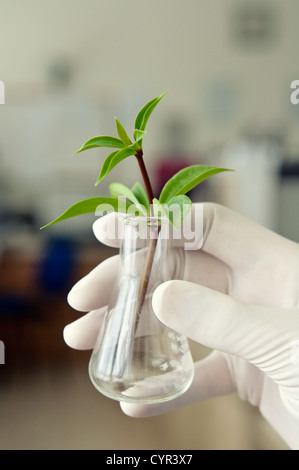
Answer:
[120,216,170,285]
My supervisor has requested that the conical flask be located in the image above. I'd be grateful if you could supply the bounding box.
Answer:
[89,216,194,403]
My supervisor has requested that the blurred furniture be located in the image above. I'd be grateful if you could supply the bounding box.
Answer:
[0,243,117,374]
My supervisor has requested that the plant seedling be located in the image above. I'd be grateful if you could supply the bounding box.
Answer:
[41,91,232,329]
[41,90,231,230]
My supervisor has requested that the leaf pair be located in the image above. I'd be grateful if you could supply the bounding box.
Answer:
[109,164,231,228]
[134,90,167,143]
[74,90,167,186]
[109,182,150,217]
[108,182,192,229]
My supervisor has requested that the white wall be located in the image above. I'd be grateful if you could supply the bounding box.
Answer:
[0,0,298,236]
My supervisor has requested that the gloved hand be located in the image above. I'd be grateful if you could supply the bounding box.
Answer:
[64,203,299,450]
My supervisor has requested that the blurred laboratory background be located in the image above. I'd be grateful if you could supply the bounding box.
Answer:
[0,0,297,449]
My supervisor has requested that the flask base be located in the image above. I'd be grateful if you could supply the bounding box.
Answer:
[88,367,194,404]
[88,333,194,404]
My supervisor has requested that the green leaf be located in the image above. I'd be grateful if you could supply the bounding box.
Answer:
[40,197,133,229]
[134,90,167,132]
[109,182,148,216]
[131,182,150,215]
[95,148,136,186]
[74,135,126,154]
[133,129,147,143]
[159,165,233,204]
[131,129,148,150]
[115,117,132,146]
[95,150,118,185]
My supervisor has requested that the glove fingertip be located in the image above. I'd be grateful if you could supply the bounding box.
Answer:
[92,212,123,247]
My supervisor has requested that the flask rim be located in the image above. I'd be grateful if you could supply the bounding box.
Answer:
[118,214,169,227]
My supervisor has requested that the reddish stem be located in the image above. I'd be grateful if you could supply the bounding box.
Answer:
[133,148,158,333]
[135,149,154,214]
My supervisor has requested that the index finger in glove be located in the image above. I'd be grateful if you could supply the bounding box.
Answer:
[67,254,121,312]
[63,307,106,350]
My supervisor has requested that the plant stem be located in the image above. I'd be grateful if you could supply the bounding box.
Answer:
[135,149,154,215]
[134,235,158,334]
[133,149,158,333]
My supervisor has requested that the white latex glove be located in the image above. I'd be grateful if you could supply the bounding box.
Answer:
[64,203,299,450]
